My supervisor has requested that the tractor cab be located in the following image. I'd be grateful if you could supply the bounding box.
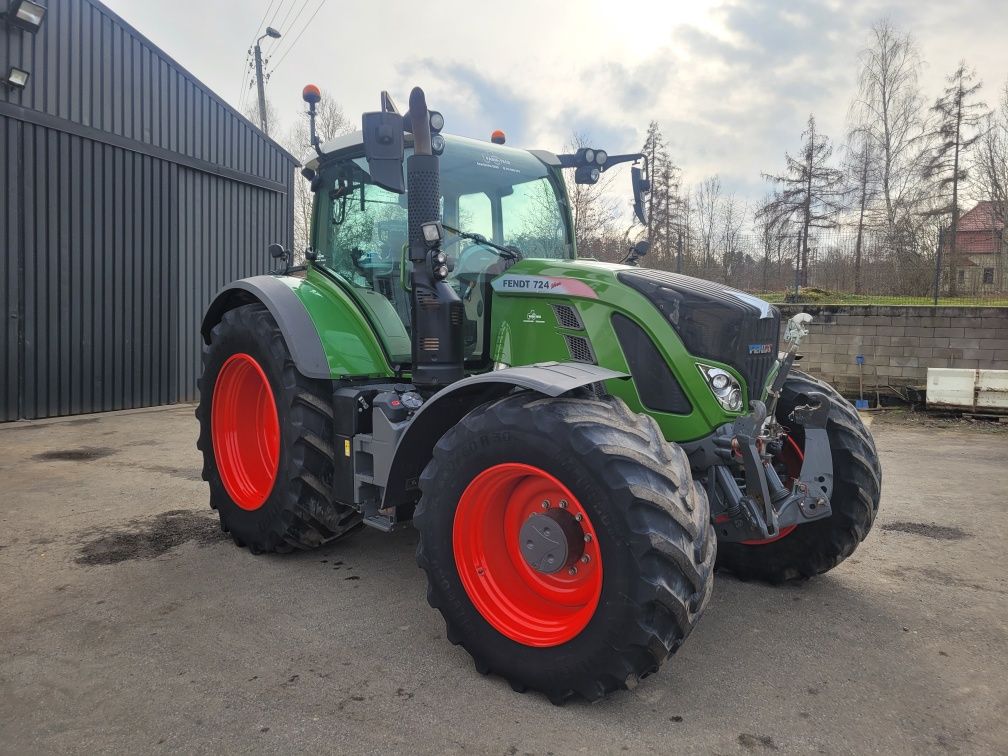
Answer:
[304,134,574,368]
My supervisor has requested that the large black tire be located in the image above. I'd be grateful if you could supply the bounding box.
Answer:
[414,392,716,704]
[716,370,882,582]
[196,303,360,553]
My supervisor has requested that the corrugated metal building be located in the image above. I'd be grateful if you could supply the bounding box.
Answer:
[1,0,296,421]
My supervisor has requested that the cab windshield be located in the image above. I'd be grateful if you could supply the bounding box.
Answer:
[312,135,573,365]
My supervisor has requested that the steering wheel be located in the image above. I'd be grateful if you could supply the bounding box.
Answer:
[351,247,395,276]
[455,242,508,281]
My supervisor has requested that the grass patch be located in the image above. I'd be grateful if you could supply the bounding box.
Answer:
[753,290,1008,307]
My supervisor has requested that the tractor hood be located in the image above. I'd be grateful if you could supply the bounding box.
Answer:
[490,259,781,402]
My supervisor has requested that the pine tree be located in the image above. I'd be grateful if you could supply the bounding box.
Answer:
[924,63,987,296]
[758,115,846,287]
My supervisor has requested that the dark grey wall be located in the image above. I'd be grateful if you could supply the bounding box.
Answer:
[1,0,296,420]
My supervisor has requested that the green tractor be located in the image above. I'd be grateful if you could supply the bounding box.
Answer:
[197,86,881,703]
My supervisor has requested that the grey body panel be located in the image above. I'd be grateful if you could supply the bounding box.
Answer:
[200,276,330,379]
[380,362,628,510]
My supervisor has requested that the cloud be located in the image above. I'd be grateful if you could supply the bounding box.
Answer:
[404,60,536,146]
[104,0,1008,226]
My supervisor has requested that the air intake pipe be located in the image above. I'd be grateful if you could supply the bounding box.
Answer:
[405,87,464,389]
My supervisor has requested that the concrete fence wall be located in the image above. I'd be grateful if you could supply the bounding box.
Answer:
[775,305,1008,394]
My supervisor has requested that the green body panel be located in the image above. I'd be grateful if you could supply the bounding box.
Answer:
[282,267,397,379]
[489,258,749,443]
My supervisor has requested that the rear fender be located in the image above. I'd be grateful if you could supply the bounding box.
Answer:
[202,274,396,381]
[381,362,628,511]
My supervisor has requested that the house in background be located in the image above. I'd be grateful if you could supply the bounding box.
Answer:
[946,201,1006,293]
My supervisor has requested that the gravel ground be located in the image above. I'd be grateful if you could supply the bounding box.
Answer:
[0,405,1005,755]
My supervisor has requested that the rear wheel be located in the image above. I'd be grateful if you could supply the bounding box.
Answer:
[196,303,360,553]
[716,370,881,582]
[414,392,716,703]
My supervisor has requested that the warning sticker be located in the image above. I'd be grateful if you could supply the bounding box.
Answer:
[491,274,598,299]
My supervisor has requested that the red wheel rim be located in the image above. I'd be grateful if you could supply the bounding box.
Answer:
[452,463,603,647]
[740,435,804,545]
[211,353,280,511]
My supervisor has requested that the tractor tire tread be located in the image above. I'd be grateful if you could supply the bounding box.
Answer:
[716,369,881,583]
[414,391,715,704]
[196,303,360,553]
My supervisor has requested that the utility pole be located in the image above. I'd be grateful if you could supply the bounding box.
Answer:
[253,27,281,136]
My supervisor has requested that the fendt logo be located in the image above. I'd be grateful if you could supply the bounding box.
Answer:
[748,343,774,355]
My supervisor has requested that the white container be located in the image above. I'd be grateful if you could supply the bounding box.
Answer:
[927,368,1008,414]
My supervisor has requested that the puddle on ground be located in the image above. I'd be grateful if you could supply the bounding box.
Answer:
[34,447,116,462]
[881,521,969,541]
[134,464,203,481]
[75,509,225,566]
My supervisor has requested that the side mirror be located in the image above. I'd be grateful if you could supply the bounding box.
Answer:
[268,243,286,260]
[632,240,650,257]
[632,165,650,225]
[362,111,405,193]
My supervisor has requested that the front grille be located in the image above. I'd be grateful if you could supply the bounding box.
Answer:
[742,316,779,399]
[563,334,596,364]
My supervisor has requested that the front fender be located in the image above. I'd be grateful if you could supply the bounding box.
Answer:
[381,362,628,511]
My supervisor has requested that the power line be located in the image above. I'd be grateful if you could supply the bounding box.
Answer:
[265,0,290,28]
[271,0,304,43]
[249,0,280,42]
[267,0,326,74]
[266,0,310,55]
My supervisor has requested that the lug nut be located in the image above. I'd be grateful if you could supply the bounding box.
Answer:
[581,554,590,563]
[583,534,592,543]
[568,567,578,576]
[541,500,550,509]
[559,500,568,509]
[574,513,583,522]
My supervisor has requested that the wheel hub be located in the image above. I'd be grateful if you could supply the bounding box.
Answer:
[519,509,585,574]
[452,463,603,647]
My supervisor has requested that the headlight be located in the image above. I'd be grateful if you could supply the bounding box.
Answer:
[698,364,744,412]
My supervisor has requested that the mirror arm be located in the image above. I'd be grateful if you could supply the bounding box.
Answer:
[598,152,644,172]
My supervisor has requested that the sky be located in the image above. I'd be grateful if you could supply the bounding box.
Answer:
[105,0,1006,216]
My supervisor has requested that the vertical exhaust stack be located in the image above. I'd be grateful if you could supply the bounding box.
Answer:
[405,87,464,389]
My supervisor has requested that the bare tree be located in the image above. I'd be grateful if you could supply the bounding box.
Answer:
[283,90,352,254]
[924,63,987,296]
[243,98,280,136]
[843,127,879,293]
[758,115,845,287]
[852,19,930,239]
[561,131,622,259]
[973,79,1008,223]
[755,200,791,293]
[693,176,722,271]
[719,193,745,283]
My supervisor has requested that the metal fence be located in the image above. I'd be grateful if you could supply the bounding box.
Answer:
[636,224,1008,306]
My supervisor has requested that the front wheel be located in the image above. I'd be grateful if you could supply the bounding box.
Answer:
[716,370,882,582]
[414,392,715,704]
